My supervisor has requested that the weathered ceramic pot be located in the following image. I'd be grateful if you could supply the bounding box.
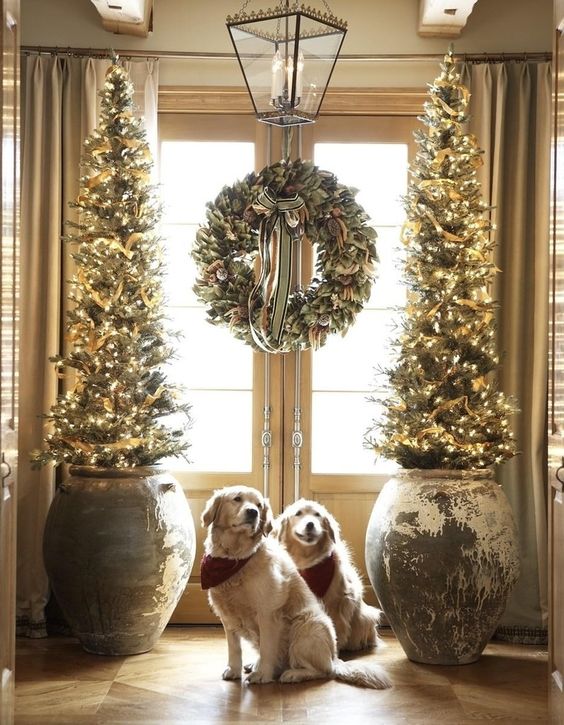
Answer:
[365,469,519,665]
[43,466,195,656]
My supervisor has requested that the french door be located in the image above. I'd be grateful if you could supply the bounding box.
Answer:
[158,111,417,622]
[287,117,417,608]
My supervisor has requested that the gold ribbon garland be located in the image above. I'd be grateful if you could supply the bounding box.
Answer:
[61,436,144,453]
[391,427,488,452]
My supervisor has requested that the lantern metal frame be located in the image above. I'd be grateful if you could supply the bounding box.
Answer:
[226,2,347,126]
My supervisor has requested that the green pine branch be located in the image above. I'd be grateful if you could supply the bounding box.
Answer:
[32,62,191,468]
[367,50,517,470]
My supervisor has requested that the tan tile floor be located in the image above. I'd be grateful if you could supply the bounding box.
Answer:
[15,626,549,724]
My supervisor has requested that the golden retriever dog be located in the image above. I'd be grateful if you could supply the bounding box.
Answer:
[274,499,382,653]
[201,485,390,689]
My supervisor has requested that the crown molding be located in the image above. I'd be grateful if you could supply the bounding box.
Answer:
[158,86,427,116]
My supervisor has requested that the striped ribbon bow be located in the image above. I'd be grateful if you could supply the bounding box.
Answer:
[248,188,305,353]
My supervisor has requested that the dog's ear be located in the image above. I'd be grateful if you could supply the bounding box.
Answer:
[260,498,274,536]
[270,511,286,541]
[324,511,340,543]
[201,491,222,528]
[272,513,290,543]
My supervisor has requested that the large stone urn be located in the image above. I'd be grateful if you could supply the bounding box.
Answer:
[43,466,195,656]
[365,469,519,665]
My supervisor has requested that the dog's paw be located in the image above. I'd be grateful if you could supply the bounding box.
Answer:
[340,642,371,652]
[279,668,309,683]
[244,668,274,684]
[222,665,241,681]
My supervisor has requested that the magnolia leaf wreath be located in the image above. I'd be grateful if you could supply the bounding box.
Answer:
[192,159,378,352]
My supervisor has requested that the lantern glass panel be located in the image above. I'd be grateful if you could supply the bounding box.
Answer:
[228,10,345,126]
[299,31,345,116]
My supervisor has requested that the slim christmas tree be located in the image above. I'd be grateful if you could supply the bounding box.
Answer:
[367,50,517,470]
[32,60,190,468]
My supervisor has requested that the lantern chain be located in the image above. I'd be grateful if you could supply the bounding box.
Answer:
[235,0,252,14]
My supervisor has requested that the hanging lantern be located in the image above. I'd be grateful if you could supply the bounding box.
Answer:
[226,1,347,126]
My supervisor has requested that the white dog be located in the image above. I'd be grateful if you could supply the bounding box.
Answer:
[274,498,382,652]
[201,485,390,688]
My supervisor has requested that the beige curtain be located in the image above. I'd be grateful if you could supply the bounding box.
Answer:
[461,61,551,640]
[17,54,159,638]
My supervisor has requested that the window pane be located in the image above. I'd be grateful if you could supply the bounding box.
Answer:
[312,142,408,477]
[162,223,200,307]
[314,143,408,226]
[168,308,253,390]
[160,141,255,224]
[175,391,253,472]
[312,308,399,393]
[160,139,255,473]
[311,392,395,475]
[371,226,406,308]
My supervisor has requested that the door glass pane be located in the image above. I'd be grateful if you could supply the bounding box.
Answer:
[314,143,408,225]
[162,224,201,307]
[169,309,252,390]
[182,390,253,472]
[160,142,255,224]
[371,227,406,308]
[311,142,408,475]
[311,392,392,475]
[160,140,255,472]
[312,308,399,393]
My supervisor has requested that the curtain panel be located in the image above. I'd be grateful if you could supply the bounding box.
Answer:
[17,54,159,638]
[461,60,551,641]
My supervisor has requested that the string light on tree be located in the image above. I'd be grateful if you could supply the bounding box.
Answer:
[366,49,518,470]
[32,58,191,469]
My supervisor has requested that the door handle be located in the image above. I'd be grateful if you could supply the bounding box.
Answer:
[1,452,12,486]
[553,458,564,500]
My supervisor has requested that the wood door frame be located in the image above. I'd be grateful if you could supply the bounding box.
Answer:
[282,116,419,609]
[158,90,423,622]
[288,115,419,503]
[158,113,285,622]
[157,115,283,502]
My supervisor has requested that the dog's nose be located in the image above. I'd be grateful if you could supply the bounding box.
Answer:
[246,507,259,520]
[305,521,314,532]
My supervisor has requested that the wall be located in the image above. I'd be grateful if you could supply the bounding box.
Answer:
[21,0,553,88]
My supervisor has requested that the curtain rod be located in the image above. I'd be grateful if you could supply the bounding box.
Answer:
[21,45,552,63]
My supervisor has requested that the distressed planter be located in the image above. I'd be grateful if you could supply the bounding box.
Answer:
[365,469,519,665]
[43,466,195,656]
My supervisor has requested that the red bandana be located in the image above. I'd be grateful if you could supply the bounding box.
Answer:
[200,554,253,590]
[299,553,336,599]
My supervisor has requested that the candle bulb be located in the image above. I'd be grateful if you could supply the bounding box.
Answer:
[271,48,283,102]
[296,50,304,101]
[286,54,294,101]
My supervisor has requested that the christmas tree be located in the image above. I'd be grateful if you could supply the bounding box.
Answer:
[32,60,190,469]
[367,50,517,470]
